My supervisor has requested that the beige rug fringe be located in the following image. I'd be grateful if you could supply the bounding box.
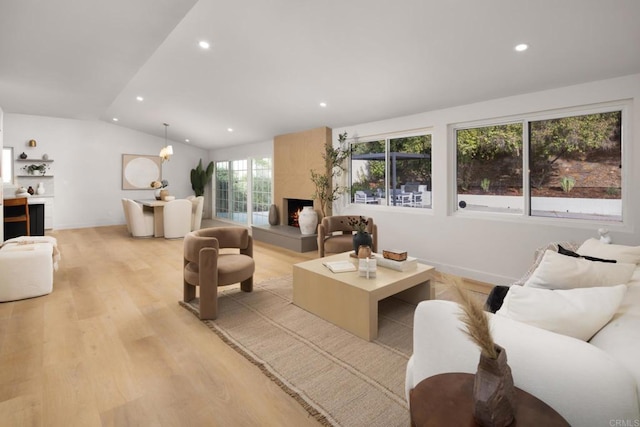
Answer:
[179,299,335,427]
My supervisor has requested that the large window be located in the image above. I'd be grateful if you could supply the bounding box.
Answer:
[215,158,272,225]
[350,133,432,208]
[455,107,623,222]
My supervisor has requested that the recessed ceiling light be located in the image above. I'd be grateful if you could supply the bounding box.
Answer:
[227,128,234,132]
[319,102,327,108]
[515,43,529,52]
[136,96,144,101]
[199,40,210,49]
[112,117,119,122]
[185,139,190,143]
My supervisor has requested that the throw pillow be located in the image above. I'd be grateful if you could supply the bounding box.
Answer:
[577,238,640,265]
[495,284,627,341]
[524,250,635,290]
[558,244,617,263]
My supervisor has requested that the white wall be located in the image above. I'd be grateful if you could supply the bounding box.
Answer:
[334,73,640,285]
[3,114,209,229]
[210,139,273,161]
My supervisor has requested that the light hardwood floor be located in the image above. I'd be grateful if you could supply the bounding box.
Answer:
[0,225,490,426]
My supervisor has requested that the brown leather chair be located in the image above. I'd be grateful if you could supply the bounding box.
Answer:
[3,197,30,236]
[317,215,377,257]
[183,227,255,320]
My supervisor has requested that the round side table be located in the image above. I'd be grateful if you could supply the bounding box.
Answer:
[409,373,570,427]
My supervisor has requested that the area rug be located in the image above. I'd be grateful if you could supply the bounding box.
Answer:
[179,275,418,427]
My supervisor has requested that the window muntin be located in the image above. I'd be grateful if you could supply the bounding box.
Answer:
[215,161,229,219]
[215,158,273,225]
[231,160,248,223]
[350,133,432,209]
[455,108,623,222]
[251,157,272,226]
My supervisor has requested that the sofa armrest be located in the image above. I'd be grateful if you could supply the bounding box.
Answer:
[406,300,640,426]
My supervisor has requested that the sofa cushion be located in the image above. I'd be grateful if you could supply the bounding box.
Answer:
[558,244,616,263]
[577,238,640,265]
[524,250,635,290]
[496,284,627,341]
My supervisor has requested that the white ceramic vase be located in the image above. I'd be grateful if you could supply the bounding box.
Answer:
[298,206,318,235]
[36,182,45,195]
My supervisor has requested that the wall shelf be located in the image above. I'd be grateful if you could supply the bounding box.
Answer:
[16,158,54,162]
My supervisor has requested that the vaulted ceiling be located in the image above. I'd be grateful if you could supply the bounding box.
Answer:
[1,0,639,149]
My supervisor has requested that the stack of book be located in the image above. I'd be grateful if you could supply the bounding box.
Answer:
[374,253,417,271]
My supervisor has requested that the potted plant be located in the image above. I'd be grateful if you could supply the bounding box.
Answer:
[310,132,349,217]
[191,159,214,196]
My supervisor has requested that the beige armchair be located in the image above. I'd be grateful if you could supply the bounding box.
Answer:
[123,199,154,237]
[183,227,255,320]
[317,215,377,257]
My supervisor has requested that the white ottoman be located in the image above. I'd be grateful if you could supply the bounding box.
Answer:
[0,236,58,302]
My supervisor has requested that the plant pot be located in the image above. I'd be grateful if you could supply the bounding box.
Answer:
[473,344,516,427]
[353,232,373,255]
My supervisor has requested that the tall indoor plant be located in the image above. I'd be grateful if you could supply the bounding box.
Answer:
[310,132,349,217]
[191,159,214,196]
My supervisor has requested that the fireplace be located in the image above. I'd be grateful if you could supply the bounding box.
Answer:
[284,198,314,227]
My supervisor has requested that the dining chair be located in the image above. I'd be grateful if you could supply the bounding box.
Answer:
[186,195,204,231]
[163,199,192,239]
[123,199,154,237]
[3,197,30,236]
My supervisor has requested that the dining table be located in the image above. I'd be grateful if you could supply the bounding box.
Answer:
[135,199,168,237]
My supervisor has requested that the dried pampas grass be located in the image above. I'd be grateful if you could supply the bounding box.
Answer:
[451,278,497,359]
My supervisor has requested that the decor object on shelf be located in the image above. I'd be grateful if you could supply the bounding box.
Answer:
[15,187,29,197]
[159,122,173,163]
[190,159,214,197]
[19,152,27,159]
[23,163,48,175]
[298,206,318,235]
[36,182,45,195]
[27,186,35,195]
[310,131,349,217]
[453,279,516,427]
[42,153,49,161]
[268,204,278,226]
[151,179,169,200]
[28,139,37,147]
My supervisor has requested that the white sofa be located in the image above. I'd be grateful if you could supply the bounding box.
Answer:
[0,236,59,301]
[406,240,640,427]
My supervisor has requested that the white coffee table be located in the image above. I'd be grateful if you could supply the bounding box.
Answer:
[292,252,435,341]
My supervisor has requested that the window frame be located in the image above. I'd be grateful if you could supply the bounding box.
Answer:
[450,100,630,228]
[349,129,434,211]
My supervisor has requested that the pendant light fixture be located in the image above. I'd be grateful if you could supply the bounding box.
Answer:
[159,122,173,163]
